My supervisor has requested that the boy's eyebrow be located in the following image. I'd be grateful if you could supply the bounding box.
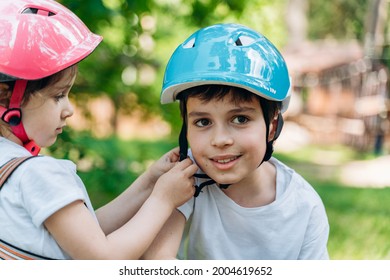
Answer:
[188,106,258,117]
[188,111,210,118]
[229,106,258,114]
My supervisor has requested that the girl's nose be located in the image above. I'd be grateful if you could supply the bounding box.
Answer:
[62,101,74,119]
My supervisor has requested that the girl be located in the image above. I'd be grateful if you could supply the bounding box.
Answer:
[0,0,197,260]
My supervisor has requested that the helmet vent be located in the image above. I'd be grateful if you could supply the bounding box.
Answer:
[182,37,196,49]
[234,35,255,46]
[22,8,55,16]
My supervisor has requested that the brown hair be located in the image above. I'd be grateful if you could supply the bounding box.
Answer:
[0,65,77,136]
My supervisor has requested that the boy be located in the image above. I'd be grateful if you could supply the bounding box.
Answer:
[142,23,329,260]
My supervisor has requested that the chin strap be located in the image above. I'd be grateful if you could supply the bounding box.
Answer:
[0,80,40,155]
[178,123,188,162]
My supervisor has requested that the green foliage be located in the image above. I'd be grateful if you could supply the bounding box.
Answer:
[308,0,369,40]
[60,0,162,122]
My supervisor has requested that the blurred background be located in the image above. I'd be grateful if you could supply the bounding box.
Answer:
[50,0,390,259]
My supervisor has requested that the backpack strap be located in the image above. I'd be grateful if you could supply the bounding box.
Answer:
[0,156,55,260]
[0,156,35,190]
[0,238,54,260]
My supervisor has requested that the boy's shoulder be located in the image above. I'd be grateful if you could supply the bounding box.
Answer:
[271,157,324,205]
[271,156,310,187]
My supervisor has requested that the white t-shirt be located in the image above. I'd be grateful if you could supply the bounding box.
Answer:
[0,137,96,259]
[178,157,329,260]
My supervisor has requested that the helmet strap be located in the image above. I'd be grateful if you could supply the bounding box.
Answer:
[178,122,188,161]
[2,80,41,155]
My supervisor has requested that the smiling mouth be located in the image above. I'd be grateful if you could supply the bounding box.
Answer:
[213,155,240,164]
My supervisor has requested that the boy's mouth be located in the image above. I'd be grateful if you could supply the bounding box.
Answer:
[210,155,242,170]
[213,156,239,164]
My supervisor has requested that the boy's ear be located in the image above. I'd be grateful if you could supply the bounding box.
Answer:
[268,114,280,141]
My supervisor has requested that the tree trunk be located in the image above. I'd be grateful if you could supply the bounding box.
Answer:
[285,0,308,50]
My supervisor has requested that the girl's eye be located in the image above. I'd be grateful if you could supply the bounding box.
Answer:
[232,115,249,124]
[195,119,211,127]
[54,93,66,102]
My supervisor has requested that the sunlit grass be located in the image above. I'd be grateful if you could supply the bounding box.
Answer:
[314,183,390,259]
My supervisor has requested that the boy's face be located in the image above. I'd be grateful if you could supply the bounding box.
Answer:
[186,92,268,185]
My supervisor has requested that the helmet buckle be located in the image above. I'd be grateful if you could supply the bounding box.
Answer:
[1,108,22,126]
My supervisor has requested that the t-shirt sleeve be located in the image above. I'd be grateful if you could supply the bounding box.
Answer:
[298,198,330,260]
[177,197,195,220]
[18,157,86,227]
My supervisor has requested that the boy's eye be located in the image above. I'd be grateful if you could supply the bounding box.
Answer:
[195,119,211,127]
[232,115,249,124]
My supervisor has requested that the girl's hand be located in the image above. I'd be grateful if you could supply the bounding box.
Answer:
[146,147,181,184]
[151,158,197,208]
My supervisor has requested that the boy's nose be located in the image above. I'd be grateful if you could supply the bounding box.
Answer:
[210,125,234,147]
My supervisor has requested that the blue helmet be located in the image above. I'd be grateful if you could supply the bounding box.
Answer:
[160,23,291,112]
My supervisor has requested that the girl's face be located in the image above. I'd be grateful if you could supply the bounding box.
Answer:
[22,68,76,148]
[186,92,269,185]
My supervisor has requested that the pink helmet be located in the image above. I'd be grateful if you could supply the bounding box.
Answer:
[0,0,102,155]
[0,0,102,81]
